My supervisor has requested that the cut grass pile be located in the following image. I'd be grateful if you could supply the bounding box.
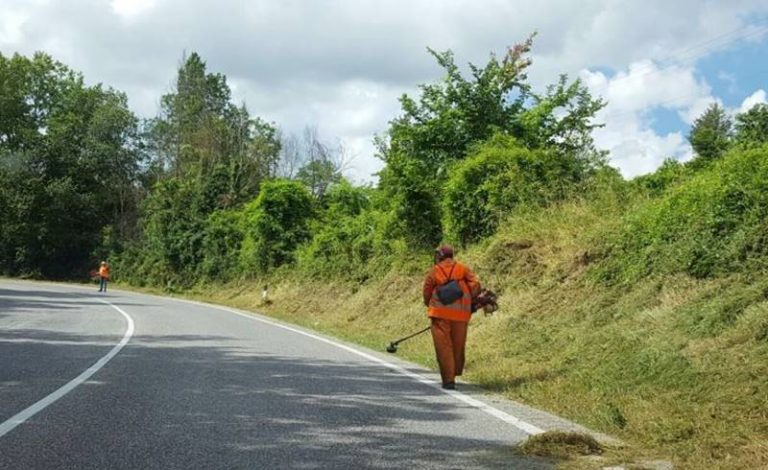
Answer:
[518,431,602,459]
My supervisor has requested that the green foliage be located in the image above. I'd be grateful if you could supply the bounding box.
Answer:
[631,158,691,197]
[735,103,768,148]
[377,152,443,248]
[598,145,768,283]
[688,103,732,165]
[139,177,207,284]
[378,35,604,247]
[321,179,370,218]
[200,209,244,281]
[148,52,280,205]
[518,74,606,162]
[0,52,141,278]
[296,207,402,281]
[386,39,533,170]
[239,180,314,272]
[296,159,342,198]
[443,135,583,244]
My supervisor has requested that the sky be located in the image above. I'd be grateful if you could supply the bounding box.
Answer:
[1,0,767,182]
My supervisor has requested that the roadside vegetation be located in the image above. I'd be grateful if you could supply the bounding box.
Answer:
[1,37,767,469]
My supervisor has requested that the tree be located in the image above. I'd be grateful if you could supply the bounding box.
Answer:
[383,37,534,171]
[735,103,768,148]
[240,180,314,271]
[377,35,604,247]
[0,52,142,278]
[688,103,732,165]
[278,125,347,198]
[148,52,280,206]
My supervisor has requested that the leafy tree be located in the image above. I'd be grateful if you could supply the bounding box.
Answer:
[240,180,314,272]
[200,209,244,281]
[148,52,280,206]
[735,103,768,148]
[378,35,604,247]
[296,159,342,198]
[0,52,141,278]
[383,38,534,171]
[518,74,606,163]
[688,103,732,165]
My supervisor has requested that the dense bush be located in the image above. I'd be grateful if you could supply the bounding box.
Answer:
[295,182,404,280]
[443,135,583,245]
[598,145,768,283]
[630,159,691,197]
[378,152,443,248]
[239,180,314,273]
[200,209,244,281]
[139,178,207,284]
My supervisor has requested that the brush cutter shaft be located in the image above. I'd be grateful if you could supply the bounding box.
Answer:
[392,326,430,345]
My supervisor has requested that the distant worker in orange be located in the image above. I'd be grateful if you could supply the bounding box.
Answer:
[98,261,111,293]
[423,245,481,390]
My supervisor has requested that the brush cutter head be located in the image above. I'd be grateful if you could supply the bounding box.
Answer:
[386,343,398,353]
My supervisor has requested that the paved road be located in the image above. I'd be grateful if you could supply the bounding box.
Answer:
[0,281,558,469]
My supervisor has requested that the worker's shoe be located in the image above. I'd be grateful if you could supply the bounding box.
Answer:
[442,382,456,390]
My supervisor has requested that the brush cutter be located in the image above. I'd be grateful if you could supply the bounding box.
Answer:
[386,326,431,353]
[385,289,500,353]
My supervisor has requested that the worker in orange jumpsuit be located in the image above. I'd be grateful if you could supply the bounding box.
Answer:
[423,245,481,390]
[98,261,111,293]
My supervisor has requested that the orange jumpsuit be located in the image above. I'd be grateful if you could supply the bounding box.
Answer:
[423,259,480,386]
[98,264,110,292]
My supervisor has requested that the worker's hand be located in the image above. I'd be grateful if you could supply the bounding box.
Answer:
[471,288,499,315]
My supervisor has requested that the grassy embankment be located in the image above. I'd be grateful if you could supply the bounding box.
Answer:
[163,148,767,469]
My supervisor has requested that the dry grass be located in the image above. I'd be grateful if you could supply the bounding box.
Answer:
[518,431,603,459]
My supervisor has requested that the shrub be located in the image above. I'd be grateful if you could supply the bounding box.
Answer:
[632,158,691,197]
[598,145,768,283]
[239,179,314,273]
[443,135,582,245]
[200,209,243,281]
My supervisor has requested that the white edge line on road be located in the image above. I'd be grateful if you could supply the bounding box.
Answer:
[0,300,135,438]
[174,297,544,436]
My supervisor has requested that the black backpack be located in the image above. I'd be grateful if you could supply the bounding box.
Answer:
[436,264,463,305]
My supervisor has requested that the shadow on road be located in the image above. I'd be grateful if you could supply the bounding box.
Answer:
[0,288,156,313]
[0,324,553,469]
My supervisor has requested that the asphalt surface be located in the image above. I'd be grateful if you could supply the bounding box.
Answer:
[0,280,559,469]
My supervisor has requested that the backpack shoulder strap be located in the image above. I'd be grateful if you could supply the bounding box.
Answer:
[437,263,456,284]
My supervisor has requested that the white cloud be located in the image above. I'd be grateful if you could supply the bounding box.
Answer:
[581,60,715,177]
[111,0,157,20]
[739,89,767,113]
[0,0,767,181]
[0,9,26,44]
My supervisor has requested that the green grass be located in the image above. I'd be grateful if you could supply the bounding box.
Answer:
[128,147,768,469]
[177,194,768,470]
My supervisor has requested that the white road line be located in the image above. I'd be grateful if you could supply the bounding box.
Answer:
[0,300,134,438]
[174,297,545,435]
